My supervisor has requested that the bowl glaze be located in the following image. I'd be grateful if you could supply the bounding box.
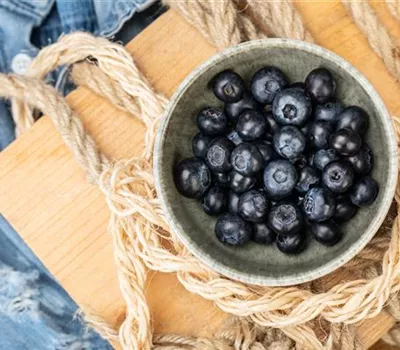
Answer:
[154,39,398,286]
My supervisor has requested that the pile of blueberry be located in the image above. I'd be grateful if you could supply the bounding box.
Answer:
[173,66,379,255]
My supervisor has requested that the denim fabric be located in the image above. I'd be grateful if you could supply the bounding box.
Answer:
[0,1,165,349]
[0,215,113,350]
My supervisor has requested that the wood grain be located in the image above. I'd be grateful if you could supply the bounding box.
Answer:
[0,2,399,348]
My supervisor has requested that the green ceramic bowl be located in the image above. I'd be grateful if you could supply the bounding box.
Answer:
[154,39,398,286]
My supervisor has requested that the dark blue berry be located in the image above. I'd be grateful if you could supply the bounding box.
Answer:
[305,68,336,104]
[272,87,312,126]
[229,171,256,193]
[336,106,369,136]
[273,125,306,160]
[312,149,338,171]
[227,130,243,146]
[303,187,336,222]
[251,66,288,103]
[264,160,298,199]
[225,92,260,123]
[228,190,240,214]
[206,137,235,172]
[268,202,303,235]
[212,70,246,103]
[349,177,379,207]
[213,172,230,187]
[265,112,280,136]
[322,161,354,194]
[276,231,306,254]
[236,110,267,141]
[231,143,264,176]
[315,101,343,124]
[345,143,373,174]
[295,166,320,194]
[192,132,213,158]
[196,107,228,136]
[311,220,342,246]
[174,158,211,199]
[329,128,362,156]
[203,185,228,215]
[308,120,333,149]
[255,141,274,163]
[215,213,252,246]
[252,222,276,244]
[238,190,269,222]
[334,196,357,222]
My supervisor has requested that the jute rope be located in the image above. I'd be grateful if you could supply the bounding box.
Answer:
[342,0,400,82]
[4,1,400,349]
[164,0,266,48]
[245,0,314,43]
[386,0,400,22]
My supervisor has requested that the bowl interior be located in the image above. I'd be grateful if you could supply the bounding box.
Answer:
[155,40,397,286]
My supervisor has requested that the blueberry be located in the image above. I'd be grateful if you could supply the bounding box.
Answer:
[227,130,243,146]
[213,172,230,187]
[231,143,264,176]
[203,185,228,215]
[268,202,303,235]
[206,137,235,172]
[225,92,260,123]
[308,120,333,149]
[276,231,306,254]
[329,128,362,156]
[334,196,357,222]
[315,101,343,124]
[236,110,267,141]
[305,68,336,104]
[273,126,306,160]
[228,190,240,214]
[229,171,256,193]
[295,166,320,194]
[303,187,336,222]
[336,106,369,136]
[311,220,342,246]
[264,160,298,199]
[238,189,269,222]
[211,70,246,103]
[312,149,338,171]
[255,141,274,163]
[251,66,288,103]
[215,213,252,246]
[345,143,373,175]
[192,132,213,158]
[272,87,312,126]
[174,158,211,198]
[252,222,276,244]
[322,161,354,194]
[349,177,379,207]
[265,112,280,136]
[196,107,228,136]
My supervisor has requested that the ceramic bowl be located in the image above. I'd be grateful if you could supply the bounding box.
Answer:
[154,39,398,286]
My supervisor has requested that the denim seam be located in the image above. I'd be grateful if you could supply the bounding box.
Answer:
[102,3,143,37]
[0,0,54,24]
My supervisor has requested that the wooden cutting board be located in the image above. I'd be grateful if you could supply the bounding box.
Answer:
[1,2,400,348]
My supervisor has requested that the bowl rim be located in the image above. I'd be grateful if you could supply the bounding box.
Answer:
[153,38,398,286]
